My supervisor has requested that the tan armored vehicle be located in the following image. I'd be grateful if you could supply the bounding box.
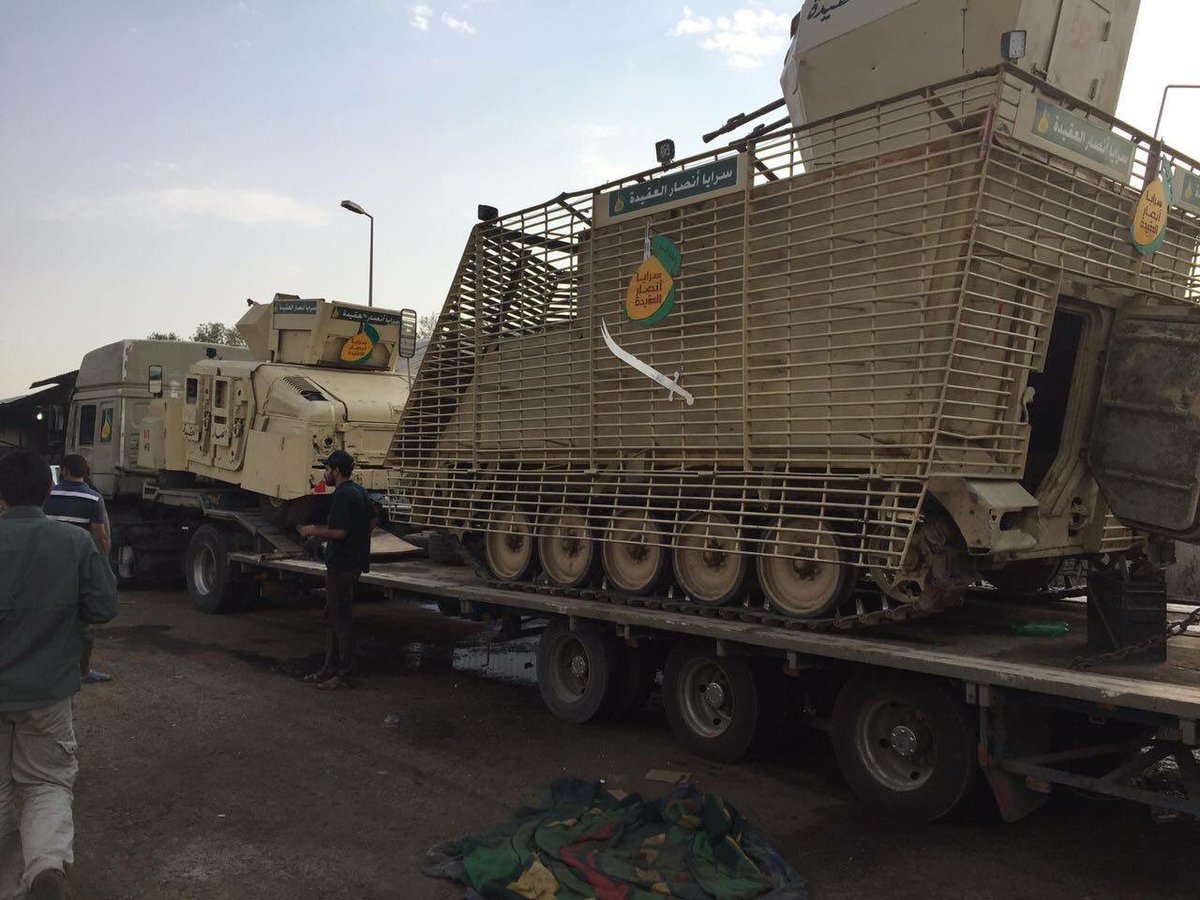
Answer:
[389,0,1200,626]
[67,296,417,595]
[69,338,255,499]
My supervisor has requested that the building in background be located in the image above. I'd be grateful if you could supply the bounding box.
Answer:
[0,372,77,462]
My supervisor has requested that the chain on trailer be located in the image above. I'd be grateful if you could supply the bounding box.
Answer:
[1069,604,1200,671]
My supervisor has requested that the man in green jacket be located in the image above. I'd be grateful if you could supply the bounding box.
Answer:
[0,449,118,900]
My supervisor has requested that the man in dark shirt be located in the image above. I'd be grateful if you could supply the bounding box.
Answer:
[298,450,374,690]
[1,449,118,900]
[43,454,113,684]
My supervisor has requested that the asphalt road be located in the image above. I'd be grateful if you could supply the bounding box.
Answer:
[68,588,1197,899]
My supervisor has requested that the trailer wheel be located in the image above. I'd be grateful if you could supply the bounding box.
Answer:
[185,524,255,614]
[663,641,765,763]
[538,506,598,588]
[484,509,538,582]
[537,620,620,724]
[673,511,749,606]
[602,509,671,595]
[758,517,854,617]
[832,671,975,822]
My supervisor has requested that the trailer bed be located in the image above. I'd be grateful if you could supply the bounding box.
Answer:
[230,551,1200,725]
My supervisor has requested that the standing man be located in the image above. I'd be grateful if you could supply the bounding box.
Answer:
[298,450,374,690]
[43,454,112,684]
[42,455,109,556]
[0,449,118,900]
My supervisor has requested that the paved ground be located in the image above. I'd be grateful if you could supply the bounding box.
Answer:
[69,587,1196,899]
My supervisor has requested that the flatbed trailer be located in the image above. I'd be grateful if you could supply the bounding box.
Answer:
[224,546,1200,824]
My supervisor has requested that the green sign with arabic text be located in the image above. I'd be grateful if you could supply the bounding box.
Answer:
[273,299,317,315]
[331,306,404,327]
[1173,165,1200,215]
[606,156,742,222]
[1028,98,1134,180]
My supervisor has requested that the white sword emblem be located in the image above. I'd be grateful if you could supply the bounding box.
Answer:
[600,319,694,405]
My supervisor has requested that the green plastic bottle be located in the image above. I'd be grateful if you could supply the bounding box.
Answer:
[1011,621,1070,637]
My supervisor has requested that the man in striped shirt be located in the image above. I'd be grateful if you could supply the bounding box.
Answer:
[43,455,112,684]
[42,455,109,555]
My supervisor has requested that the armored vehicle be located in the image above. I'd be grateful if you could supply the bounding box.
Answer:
[67,296,417,592]
[388,0,1200,627]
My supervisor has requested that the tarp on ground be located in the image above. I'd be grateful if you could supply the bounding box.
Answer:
[424,776,807,900]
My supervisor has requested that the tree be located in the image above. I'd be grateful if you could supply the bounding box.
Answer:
[417,313,438,340]
[191,322,247,347]
[147,331,180,341]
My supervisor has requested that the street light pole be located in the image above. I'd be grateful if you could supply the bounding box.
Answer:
[340,199,374,307]
[1154,84,1200,141]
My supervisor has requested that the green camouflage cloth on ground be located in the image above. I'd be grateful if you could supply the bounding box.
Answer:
[425,777,807,900]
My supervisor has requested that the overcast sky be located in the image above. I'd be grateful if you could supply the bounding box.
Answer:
[1,0,1198,397]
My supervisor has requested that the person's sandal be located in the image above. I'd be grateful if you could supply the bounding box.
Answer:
[302,669,334,684]
[316,675,349,690]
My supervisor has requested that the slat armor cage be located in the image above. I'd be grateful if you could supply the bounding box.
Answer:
[387,67,1200,583]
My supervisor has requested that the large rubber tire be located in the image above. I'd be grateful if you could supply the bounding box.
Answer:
[832,671,976,822]
[185,524,255,614]
[536,620,621,725]
[663,641,767,763]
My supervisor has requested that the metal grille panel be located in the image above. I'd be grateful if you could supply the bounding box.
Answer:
[388,68,1200,573]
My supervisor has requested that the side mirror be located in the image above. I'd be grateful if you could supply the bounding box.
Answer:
[148,365,164,398]
[399,309,417,359]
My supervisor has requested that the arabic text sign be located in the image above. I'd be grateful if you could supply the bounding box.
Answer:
[1023,97,1134,182]
[1173,165,1200,216]
[273,299,318,315]
[1131,178,1168,256]
[626,256,675,326]
[331,306,405,327]
[597,155,744,226]
[340,323,379,365]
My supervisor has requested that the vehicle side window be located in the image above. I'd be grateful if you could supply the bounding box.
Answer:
[186,377,198,404]
[77,404,97,446]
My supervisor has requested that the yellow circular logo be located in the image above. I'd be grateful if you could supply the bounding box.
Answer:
[625,256,674,325]
[1131,178,1167,254]
[340,330,375,364]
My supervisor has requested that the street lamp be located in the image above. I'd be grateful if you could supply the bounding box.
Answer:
[340,199,374,307]
[1154,84,1200,141]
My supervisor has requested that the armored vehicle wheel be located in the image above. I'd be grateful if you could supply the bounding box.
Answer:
[663,641,766,763]
[673,511,748,606]
[602,509,671,595]
[832,671,976,822]
[988,558,1064,595]
[484,509,538,582]
[537,620,620,724]
[538,506,598,588]
[185,524,257,614]
[758,517,854,617]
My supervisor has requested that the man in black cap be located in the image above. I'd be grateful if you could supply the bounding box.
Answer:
[298,449,375,689]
